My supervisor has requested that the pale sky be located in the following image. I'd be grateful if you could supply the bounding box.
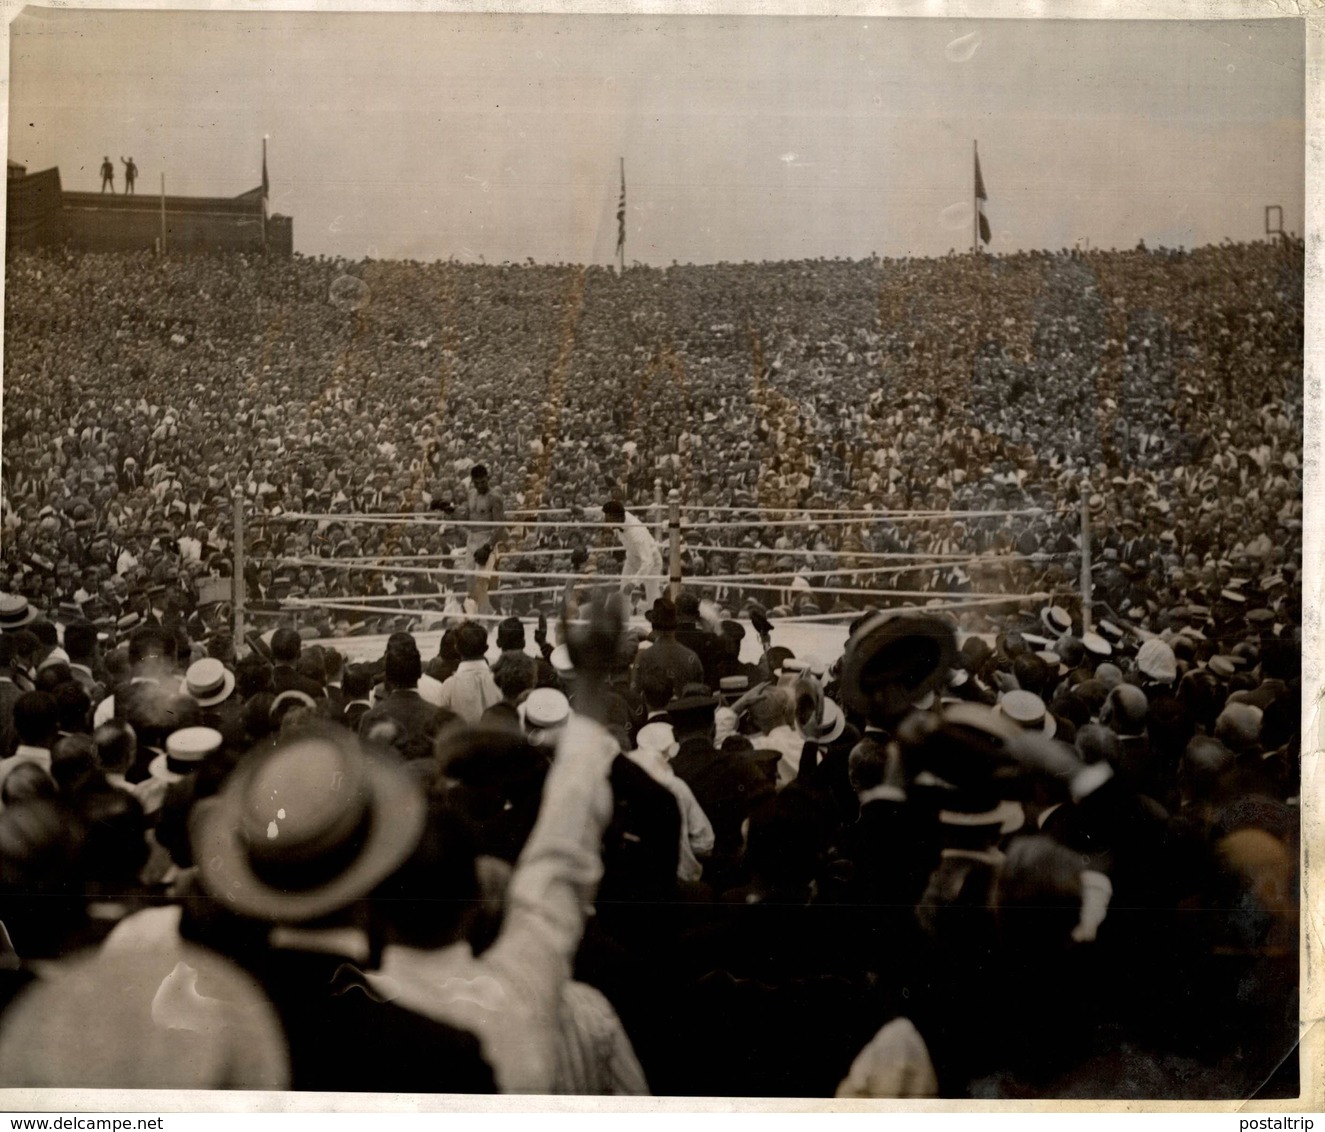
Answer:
[6,11,1305,264]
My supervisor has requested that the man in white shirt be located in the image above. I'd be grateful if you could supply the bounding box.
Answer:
[603,500,663,605]
[433,621,503,725]
[0,691,56,794]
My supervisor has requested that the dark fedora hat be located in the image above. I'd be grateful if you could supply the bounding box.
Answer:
[194,723,426,924]
[645,598,678,632]
[839,611,957,722]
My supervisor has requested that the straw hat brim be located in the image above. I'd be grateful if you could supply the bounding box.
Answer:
[993,700,1059,739]
[0,606,40,631]
[839,612,957,719]
[194,750,426,924]
[187,668,236,708]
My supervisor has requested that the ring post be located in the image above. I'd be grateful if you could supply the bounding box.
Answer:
[654,478,664,544]
[668,490,682,602]
[233,487,247,647]
[1080,483,1093,634]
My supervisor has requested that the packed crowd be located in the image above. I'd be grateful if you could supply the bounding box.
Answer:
[0,584,1298,1097]
[0,238,1302,1097]
[0,240,1303,639]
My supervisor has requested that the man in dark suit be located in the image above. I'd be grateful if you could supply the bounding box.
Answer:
[359,639,448,760]
[321,646,347,720]
[674,592,725,688]
[635,598,704,699]
[190,725,496,1093]
[340,663,375,732]
[668,693,775,889]
[269,626,323,699]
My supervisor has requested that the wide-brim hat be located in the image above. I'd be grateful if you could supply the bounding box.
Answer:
[839,612,957,721]
[0,595,39,631]
[184,658,236,707]
[194,724,426,924]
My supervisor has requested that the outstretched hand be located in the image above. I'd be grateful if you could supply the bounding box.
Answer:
[562,587,626,683]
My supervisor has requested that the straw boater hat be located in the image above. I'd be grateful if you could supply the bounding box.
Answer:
[0,595,40,631]
[194,724,426,924]
[521,687,571,732]
[1041,605,1073,636]
[1081,631,1112,659]
[995,690,1058,738]
[148,726,224,784]
[184,658,236,708]
[804,697,846,745]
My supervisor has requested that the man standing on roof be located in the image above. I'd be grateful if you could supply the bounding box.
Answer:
[120,157,138,195]
[100,157,115,194]
[603,499,663,606]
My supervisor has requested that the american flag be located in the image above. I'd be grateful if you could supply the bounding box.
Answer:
[616,160,626,255]
[975,148,990,245]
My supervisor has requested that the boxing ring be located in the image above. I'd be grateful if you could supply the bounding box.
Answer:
[221,487,1093,667]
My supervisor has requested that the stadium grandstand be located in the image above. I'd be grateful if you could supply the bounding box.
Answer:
[5,164,292,255]
[0,231,1304,1099]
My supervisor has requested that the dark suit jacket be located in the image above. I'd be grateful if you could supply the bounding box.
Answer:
[240,947,496,1093]
[321,683,347,720]
[358,688,446,757]
[271,665,324,700]
[636,636,705,699]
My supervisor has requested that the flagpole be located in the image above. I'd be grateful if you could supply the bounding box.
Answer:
[972,140,978,256]
[262,135,269,254]
[618,156,625,275]
[160,173,167,255]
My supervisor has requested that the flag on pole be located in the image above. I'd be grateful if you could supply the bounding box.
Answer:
[974,148,990,245]
[616,160,626,255]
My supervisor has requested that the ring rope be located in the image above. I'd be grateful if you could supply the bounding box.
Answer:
[288,544,1076,565]
[274,556,1041,583]
[280,591,1054,623]
[277,575,1050,602]
[265,508,1050,530]
[665,544,1077,562]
